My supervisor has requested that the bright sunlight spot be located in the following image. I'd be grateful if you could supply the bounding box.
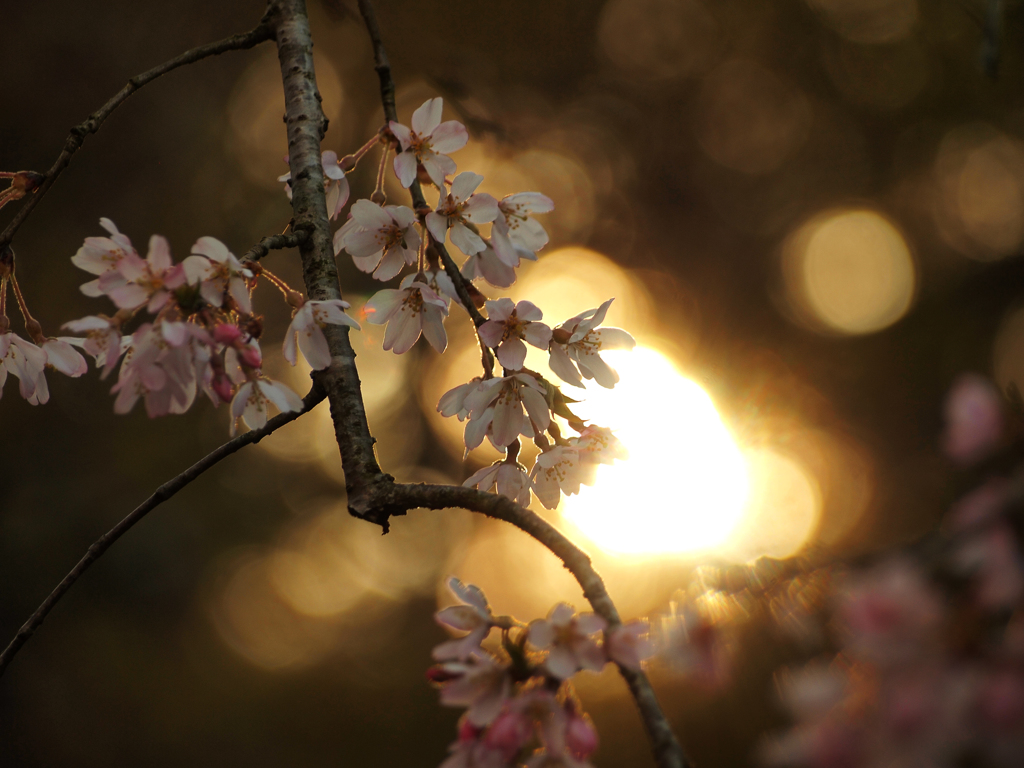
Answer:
[561,347,750,556]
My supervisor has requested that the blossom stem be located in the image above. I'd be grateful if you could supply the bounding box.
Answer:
[9,274,36,327]
[0,383,327,679]
[257,266,298,299]
[373,144,390,202]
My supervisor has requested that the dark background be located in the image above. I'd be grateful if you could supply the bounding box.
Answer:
[2,0,1023,765]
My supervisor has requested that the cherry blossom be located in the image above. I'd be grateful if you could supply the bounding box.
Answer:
[478,298,552,370]
[0,332,49,404]
[182,236,254,314]
[425,172,499,255]
[364,277,449,354]
[570,425,627,467]
[438,720,507,768]
[41,339,88,378]
[61,315,127,378]
[463,461,532,507]
[483,707,534,764]
[434,577,497,662]
[492,192,554,263]
[230,377,304,435]
[530,447,586,510]
[70,218,138,297]
[605,621,655,671]
[431,654,512,727]
[333,199,420,281]
[96,234,187,312]
[461,238,517,288]
[528,603,607,679]
[942,373,1004,465]
[460,374,551,449]
[438,378,485,421]
[389,97,468,188]
[548,299,635,388]
[278,150,350,220]
[282,298,360,370]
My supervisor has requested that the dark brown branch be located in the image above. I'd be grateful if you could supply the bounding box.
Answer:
[0,22,274,251]
[354,2,688,766]
[242,230,309,262]
[267,0,397,526]
[0,384,326,678]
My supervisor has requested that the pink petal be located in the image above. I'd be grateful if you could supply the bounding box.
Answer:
[411,97,443,136]
[430,121,469,154]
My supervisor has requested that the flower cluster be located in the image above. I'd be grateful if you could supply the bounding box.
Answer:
[60,219,358,432]
[429,578,652,768]
[754,376,1024,768]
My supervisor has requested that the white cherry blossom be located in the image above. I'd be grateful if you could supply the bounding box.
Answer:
[434,655,511,727]
[461,238,517,288]
[97,234,186,312]
[61,315,127,378]
[463,460,533,507]
[182,237,254,314]
[230,378,303,435]
[528,603,607,679]
[571,425,627,468]
[334,199,420,281]
[425,172,499,255]
[493,192,553,263]
[278,150,350,220]
[548,299,635,388]
[41,339,88,378]
[461,374,550,449]
[438,378,485,421]
[433,577,496,662]
[0,332,48,404]
[530,446,586,510]
[364,276,449,354]
[477,298,552,370]
[282,299,360,370]
[389,97,468,188]
[70,218,138,297]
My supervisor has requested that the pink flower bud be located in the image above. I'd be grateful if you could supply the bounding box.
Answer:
[457,718,483,744]
[212,376,234,405]
[942,374,1004,465]
[565,712,598,759]
[239,345,262,369]
[213,324,242,345]
[484,709,532,761]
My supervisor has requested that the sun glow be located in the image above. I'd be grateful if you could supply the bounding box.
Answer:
[561,347,750,556]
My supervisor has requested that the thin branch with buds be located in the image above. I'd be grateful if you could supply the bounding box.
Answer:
[0,22,274,251]
[0,383,326,678]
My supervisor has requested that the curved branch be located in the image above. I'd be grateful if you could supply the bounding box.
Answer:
[0,383,326,679]
[387,482,688,768]
[0,21,274,251]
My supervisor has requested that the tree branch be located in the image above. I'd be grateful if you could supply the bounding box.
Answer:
[0,21,274,251]
[354,2,688,766]
[242,230,309,262]
[0,383,326,679]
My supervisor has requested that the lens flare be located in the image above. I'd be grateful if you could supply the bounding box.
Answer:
[560,348,749,556]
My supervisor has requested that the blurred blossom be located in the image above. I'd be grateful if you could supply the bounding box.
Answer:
[805,0,918,44]
[941,373,1004,465]
[695,60,812,175]
[933,125,1024,261]
[597,0,720,82]
[781,208,916,335]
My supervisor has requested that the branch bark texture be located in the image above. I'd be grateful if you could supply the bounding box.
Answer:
[0,384,326,678]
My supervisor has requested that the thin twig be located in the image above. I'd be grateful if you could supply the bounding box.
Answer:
[0,383,326,678]
[353,2,688,766]
[0,21,274,251]
[242,230,309,262]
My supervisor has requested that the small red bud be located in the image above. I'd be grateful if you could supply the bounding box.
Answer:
[213,324,242,345]
[212,376,234,404]
[239,346,262,369]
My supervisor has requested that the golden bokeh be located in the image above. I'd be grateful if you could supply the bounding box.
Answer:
[597,0,721,81]
[721,449,822,561]
[933,125,1024,261]
[805,0,918,44]
[782,208,916,335]
[560,348,751,557]
[226,49,345,187]
[695,60,813,175]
